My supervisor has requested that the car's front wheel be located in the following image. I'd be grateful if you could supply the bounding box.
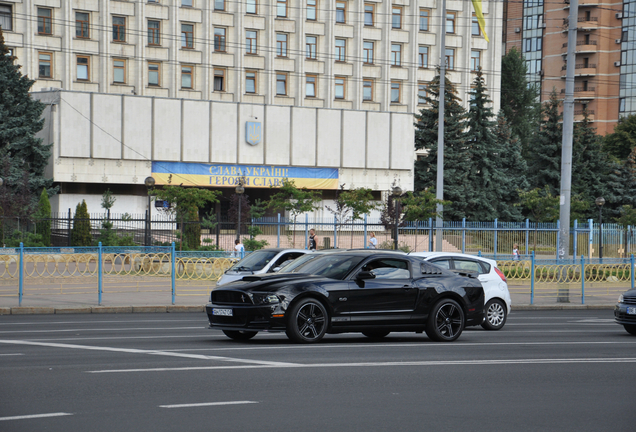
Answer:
[624,324,636,335]
[222,330,258,341]
[481,299,507,330]
[425,298,465,342]
[286,298,328,343]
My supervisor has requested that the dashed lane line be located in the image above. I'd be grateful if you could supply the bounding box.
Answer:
[159,401,258,408]
[0,413,73,421]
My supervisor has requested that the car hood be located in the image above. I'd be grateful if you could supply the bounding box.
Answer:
[622,289,636,300]
[214,273,333,292]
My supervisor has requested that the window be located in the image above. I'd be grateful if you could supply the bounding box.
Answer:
[276,33,288,57]
[246,30,257,54]
[38,8,52,35]
[276,73,287,95]
[392,6,402,29]
[446,12,456,34]
[418,82,427,104]
[419,9,429,31]
[364,4,374,26]
[182,0,193,6]
[0,4,12,31]
[214,0,224,11]
[181,65,193,88]
[148,20,160,45]
[247,0,257,14]
[39,52,52,78]
[113,16,126,42]
[113,59,126,84]
[306,75,317,97]
[245,71,257,93]
[391,81,401,103]
[391,44,401,66]
[471,50,481,71]
[277,0,287,17]
[76,12,89,39]
[418,46,429,68]
[620,98,625,112]
[445,48,455,69]
[306,36,317,59]
[363,79,373,101]
[307,0,317,20]
[536,37,542,51]
[622,30,628,42]
[335,38,346,62]
[214,68,225,91]
[363,41,374,64]
[335,77,345,99]
[181,23,194,48]
[336,1,346,23]
[472,15,481,36]
[361,259,410,279]
[148,62,160,86]
[76,55,89,81]
[524,38,531,52]
[214,28,226,52]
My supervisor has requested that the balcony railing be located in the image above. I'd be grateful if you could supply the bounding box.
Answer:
[563,40,598,48]
[560,87,596,93]
[574,109,595,115]
[578,16,598,22]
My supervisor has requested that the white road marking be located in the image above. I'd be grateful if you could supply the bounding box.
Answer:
[88,357,636,374]
[0,412,73,421]
[159,401,258,408]
[0,327,205,334]
[0,319,202,326]
[0,339,298,367]
[0,353,23,356]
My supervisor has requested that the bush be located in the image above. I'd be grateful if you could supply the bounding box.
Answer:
[72,200,92,246]
[35,189,51,247]
[5,230,45,247]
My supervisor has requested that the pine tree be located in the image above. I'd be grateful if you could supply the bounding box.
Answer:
[529,90,562,194]
[606,148,636,220]
[72,200,92,246]
[603,113,636,161]
[0,30,54,213]
[35,188,52,247]
[414,72,470,220]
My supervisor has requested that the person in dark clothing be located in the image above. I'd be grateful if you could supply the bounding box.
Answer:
[309,228,317,250]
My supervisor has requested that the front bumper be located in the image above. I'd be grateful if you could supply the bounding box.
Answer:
[614,303,636,325]
[206,303,287,332]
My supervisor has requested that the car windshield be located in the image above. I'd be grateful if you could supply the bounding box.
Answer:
[287,254,366,280]
[278,253,320,273]
[228,250,279,272]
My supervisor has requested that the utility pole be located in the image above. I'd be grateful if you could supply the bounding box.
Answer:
[558,0,578,262]
[436,0,447,252]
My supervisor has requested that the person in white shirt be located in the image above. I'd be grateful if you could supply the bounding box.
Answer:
[234,239,245,257]
[368,232,377,249]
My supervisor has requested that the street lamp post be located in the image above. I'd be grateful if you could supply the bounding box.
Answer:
[235,178,245,241]
[596,197,605,261]
[144,176,155,246]
[392,186,402,250]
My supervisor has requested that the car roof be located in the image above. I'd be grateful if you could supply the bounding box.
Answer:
[256,248,309,254]
[408,252,497,266]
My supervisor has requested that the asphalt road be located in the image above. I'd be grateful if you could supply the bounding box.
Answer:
[0,310,634,432]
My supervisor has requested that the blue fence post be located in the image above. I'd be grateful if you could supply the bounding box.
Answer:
[171,242,176,305]
[462,218,466,254]
[364,214,368,249]
[429,218,433,252]
[556,219,561,260]
[581,254,585,305]
[305,214,309,249]
[18,242,24,306]
[588,219,594,259]
[573,220,578,258]
[333,215,337,249]
[277,213,281,248]
[631,254,635,290]
[530,251,535,305]
[494,219,498,258]
[98,242,103,306]
[525,219,530,256]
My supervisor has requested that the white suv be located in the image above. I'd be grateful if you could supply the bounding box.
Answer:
[216,248,309,286]
[409,252,512,330]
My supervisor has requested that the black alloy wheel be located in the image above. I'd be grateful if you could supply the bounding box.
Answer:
[286,298,328,343]
[425,298,465,342]
[481,298,507,330]
[362,331,391,339]
[222,330,258,341]
[624,324,636,336]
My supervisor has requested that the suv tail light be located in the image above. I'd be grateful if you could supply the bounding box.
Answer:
[494,267,507,283]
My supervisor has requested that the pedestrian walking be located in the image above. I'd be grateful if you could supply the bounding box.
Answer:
[368,232,377,249]
[235,238,245,258]
[309,229,317,250]
[512,243,520,261]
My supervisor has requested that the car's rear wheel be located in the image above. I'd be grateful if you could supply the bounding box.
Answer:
[624,324,636,335]
[362,331,390,339]
[222,330,258,341]
[481,299,507,330]
[425,298,465,342]
[286,298,328,343]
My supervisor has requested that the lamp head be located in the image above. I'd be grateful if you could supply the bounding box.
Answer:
[595,197,605,207]
[144,176,156,188]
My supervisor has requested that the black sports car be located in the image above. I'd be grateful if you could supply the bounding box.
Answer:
[615,288,636,335]
[206,250,485,343]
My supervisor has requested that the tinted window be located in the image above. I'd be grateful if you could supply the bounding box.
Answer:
[454,259,484,274]
[430,259,451,269]
[228,250,278,272]
[279,253,320,273]
[361,259,410,279]
[291,254,366,280]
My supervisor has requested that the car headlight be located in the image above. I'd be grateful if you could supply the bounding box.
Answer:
[252,293,280,305]
[618,294,624,303]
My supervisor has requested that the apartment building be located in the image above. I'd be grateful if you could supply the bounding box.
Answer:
[0,0,502,215]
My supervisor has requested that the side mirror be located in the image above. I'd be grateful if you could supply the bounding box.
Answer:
[356,271,376,280]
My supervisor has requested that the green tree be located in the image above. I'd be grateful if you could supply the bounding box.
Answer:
[528,90,562,194]
[268,178,322,247]
[414,72,470,220]
[401,188,448,222]
[34,188,51,247]
[0,30,54,209]
[518,186,588,223]
[616,205,636,228]
[500,47,541,158]
[72,200,92,246]
[605,147,636,219]
[326,185,378,248]
[243,199,269,251]
[603,113,636,161]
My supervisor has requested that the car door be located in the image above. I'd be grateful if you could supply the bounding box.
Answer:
[346,258,418,325]
[452,258,492,289]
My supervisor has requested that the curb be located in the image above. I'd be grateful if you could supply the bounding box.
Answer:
[511,305,615,311]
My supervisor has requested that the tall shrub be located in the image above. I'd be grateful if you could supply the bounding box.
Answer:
[72,200,92,246]
[35,188,51,246]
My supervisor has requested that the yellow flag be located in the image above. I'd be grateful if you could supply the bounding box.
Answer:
[471,0,490,42]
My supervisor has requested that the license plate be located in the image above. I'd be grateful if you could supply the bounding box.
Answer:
[627,307,636,315]
[213,308,233,317]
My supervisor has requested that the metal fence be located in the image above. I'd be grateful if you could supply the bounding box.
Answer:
[2,214,635,259]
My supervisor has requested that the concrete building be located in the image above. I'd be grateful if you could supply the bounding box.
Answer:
[1,0,503,217]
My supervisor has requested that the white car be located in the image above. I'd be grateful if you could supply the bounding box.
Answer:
[216,248,309,286]
[409,252,512,330]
